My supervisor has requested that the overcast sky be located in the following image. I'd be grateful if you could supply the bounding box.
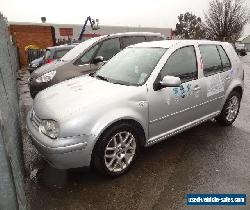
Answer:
[1,0,250,38]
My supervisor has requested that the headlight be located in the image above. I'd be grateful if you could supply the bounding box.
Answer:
[31,63,38,68]
[39,120,59,139]
[36,71,56,83]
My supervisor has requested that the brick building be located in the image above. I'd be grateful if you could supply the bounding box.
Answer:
[9,22,172,66]
[9,24,55,66]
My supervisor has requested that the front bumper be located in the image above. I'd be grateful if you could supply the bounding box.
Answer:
[27,111,97,169]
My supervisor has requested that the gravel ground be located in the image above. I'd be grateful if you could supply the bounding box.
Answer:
[17,69,45,178]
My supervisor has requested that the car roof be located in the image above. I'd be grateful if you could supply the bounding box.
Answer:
[131,39,229,49]
[47,44,76,50]
[107,32,164,38]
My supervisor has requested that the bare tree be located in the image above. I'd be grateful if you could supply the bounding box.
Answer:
[175,12,206,39]
[204,0,249,42]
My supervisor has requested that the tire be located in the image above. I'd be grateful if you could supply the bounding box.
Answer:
[91,122,140,177]
[216,91,241,126]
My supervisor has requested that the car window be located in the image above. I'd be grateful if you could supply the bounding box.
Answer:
[145,36,164,42]
[54,49,70,59]
[199,45,222,76]
[161,46,198,83]
[121,36,146,48]
[74,44,99,65]
[217,45,231,71]
[61,36,103,61]
[95,47,166,86]
[96,38,121,61]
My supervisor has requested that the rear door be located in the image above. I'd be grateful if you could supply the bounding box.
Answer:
[217,45,233,93]
[198,44,231,115]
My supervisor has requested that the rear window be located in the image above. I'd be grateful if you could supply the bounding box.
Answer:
[199,45,222,76]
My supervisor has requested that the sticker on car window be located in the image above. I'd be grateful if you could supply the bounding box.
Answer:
[206,74,224,97]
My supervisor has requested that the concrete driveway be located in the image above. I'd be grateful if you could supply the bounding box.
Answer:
[20,55,250,210]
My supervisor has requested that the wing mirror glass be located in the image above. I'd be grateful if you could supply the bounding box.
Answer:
[92,56,104,64]
[154,75,181,90]
[160,75,181,87]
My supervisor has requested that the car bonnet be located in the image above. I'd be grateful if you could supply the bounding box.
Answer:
[33,75,139,121]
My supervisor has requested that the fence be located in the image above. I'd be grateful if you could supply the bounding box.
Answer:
[0,13,27,210]
[27,49,45,63]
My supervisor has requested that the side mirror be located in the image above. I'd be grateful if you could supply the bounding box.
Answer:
[240,52,247,56]
[154,75,181,90]
[92,56,104,64]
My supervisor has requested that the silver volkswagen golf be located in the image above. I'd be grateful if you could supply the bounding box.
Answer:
[27,40,244,176]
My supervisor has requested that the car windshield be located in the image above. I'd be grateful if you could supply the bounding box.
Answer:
[94,47,167,86]
[61,36,103,61]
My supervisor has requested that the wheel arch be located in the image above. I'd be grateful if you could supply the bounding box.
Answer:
[222,80,244,109]
[232,86,243,98]
[94,118,147,147]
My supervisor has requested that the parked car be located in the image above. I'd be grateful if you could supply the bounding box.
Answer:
[28,56,44,73]
[235,43,247,56]
[27,40,244,177]
[29,32,165,98]
[27,44,77,73]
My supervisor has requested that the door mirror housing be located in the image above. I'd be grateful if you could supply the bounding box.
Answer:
[92,56,104,64]
[154,75,181,90]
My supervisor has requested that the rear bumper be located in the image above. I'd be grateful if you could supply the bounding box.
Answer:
[26,111,97,169]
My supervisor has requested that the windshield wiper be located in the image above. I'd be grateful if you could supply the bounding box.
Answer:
[95,74,109,82]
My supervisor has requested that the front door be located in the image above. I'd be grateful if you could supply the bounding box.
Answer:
[148,45,205,142]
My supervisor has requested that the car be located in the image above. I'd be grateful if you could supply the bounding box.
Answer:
[27,44,77,73]
[28,32,165,98]
[235,43,247,56]
[27,40,244,177]
[27,56,44,73]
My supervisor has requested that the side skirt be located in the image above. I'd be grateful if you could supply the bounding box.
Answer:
[146,111,220,147]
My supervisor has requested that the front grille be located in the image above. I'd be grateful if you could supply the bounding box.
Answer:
[31,110,41,128]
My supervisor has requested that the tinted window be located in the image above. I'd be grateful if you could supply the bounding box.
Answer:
[61,36,103,61]
[145,36,164,42]
[54,49,70,59]
[96,38,120,61]
[75,44,99,65]
[161,46,197,83]
[121,36,146,48]
[199,45,222,76]
[217,45,231,71]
